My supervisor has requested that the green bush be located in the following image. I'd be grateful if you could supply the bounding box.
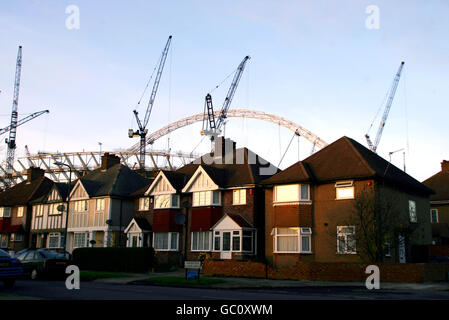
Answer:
[72,247,155,273]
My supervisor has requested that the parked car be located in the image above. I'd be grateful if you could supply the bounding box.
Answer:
[0,249,23,288]
[15,249,70,280]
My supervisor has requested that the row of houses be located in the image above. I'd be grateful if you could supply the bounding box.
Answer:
[0,136,447,267]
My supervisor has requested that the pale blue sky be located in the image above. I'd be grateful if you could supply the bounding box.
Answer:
[0,0,448,181]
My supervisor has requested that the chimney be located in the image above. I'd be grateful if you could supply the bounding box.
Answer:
[101,153,121,170]
[214,137,236,164]
[442,160,449,172]
[27,167,45,182]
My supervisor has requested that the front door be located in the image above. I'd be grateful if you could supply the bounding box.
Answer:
[220,232,232,259]
[398,235,406,263]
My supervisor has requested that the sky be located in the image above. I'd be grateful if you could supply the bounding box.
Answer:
[0,0,448,181]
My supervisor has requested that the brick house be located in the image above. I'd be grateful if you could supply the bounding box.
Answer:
[262,136,433,267]
[422,160,449,245]
[29,182,71,249]
[132,137,278,266]
[0,167,53,252]
[66,153,150,252]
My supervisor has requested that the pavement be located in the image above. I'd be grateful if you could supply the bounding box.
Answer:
[93,269,449,291]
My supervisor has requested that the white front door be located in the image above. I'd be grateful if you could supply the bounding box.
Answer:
[220,231,232,259]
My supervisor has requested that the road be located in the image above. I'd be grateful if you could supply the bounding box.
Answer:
[1,280,449,300]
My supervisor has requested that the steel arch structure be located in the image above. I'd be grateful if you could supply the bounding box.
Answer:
[129,109,328,152]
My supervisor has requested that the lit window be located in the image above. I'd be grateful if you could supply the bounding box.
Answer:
[139,197,150,211]
[154,194,180,209]
[335,181,354,200]
[337,226,356,254]
[96,199,105,211]
[74,200,88,212]
[409,200,417,223]
[191,231,211,251]
[430,209,438,223]
[274,184,310,203]
[192,191,221,207]
[153,232,179,251]
[0,207,11,218]
[233,189,246,205]
[17,206,24,218]
[34,205,44,217]
[274,228,299,253]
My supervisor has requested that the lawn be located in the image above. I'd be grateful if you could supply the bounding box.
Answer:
[80,271,134,281]
[136,276,226,286]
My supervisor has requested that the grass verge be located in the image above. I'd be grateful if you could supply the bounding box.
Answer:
[134,276,226,287]
[80,271,134,282]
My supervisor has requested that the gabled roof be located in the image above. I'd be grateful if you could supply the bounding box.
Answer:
[211,214,254,230]
[262,136,433,196]
[71,164,151,198]
[145,170,187,195]
[0,176,53,206]
[125,217,151,233]
[177,147,279,189]
[422,169,449,201]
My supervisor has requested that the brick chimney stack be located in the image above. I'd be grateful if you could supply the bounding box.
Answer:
[101,153,121,170]
[27,167,45,182]
[441,160,449,172]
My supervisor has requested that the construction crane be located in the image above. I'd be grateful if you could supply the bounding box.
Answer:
[4,46,22,187]
[0,110,49,136]
[365,61,405,153]
[128,36,172,170]
[201,55,250,141]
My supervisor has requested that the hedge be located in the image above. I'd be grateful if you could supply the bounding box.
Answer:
[72,247,155,273]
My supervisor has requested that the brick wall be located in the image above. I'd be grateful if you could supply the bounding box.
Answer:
[203,260,449,283]
[429,245,449,257]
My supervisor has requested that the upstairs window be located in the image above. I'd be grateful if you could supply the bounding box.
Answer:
[335,181,354,200]
[192,191,221,207]
[96,199,105,211]
[337,226,356,254]
[154,194,180,209]
[409,200,417,223]
[74,200,88,212]
[139,197,150,211]
[0,207,11,218]
[34,205,44,217]
[17,206,24,218]
[233,189,246,205]
[274,184,310,203]
[48,203,61,215]
[430,209,439,223]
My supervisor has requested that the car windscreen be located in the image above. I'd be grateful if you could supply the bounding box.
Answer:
[0,249,10,258]
[38,250,65,259]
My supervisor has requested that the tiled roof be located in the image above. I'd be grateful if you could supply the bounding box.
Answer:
[228,214,253,228]
[134,217,151,231]
[422,170,449,201]
[0,176,53,206]
[262,136,433,196]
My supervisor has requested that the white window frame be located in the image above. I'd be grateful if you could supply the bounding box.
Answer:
[0,207,12,218]
[212,229,256,253]
[233,189,246,205]
[138,197,150,211]
[430,208,439,223]
[192,190,221,207]
[153,232,179,251]
[74,200,88,213]
[10,233,23,242]
[154,194,180,209]
[337,226,356,254]
[273,227,312,254]
[409,200,417,223]
[48,232,62,248]
[95,198,105,212]
[335,181,354,200]
[273,184,310,204]
[73,232,88,248]
[191,231,212,251]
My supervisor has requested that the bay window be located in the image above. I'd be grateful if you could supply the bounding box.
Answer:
[273,227,312,253]
[192,190,221,207]
[212,229,255,253]
[191,231,211,251]
[153,232,179,251]
[154,194,180,209]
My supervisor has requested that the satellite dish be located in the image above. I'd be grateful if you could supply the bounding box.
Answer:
[174,213,186,226]
[57,204,65,212]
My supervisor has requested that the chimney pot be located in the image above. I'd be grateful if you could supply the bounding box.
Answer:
[101,153,121,170]
[441,160,449,172]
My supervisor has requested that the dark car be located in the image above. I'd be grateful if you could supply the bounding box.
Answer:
[16,249,70,280]
[0,249,23,288]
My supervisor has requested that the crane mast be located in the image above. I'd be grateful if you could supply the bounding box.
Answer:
[201,55,250,141]
[365,61,405,153]
[5,46,22,187]
[129,36,172,170]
